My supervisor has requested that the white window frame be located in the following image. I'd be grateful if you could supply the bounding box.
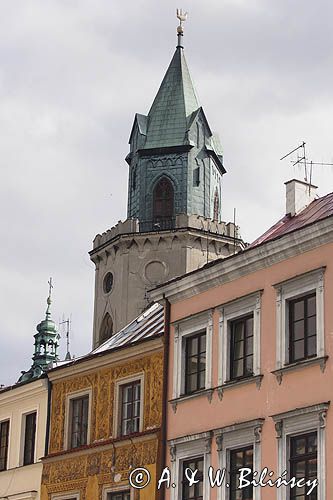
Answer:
[113,373,144,439]
[169,431,212,500]
[218,291,262,387]
[102,484,133,500]
[214,419,263,500]
[272,402,329,500]
[51,492,80,500]
[20,407,38,466]
[274,268,325,370]
[64,388,92,451]
[173,311,213,402]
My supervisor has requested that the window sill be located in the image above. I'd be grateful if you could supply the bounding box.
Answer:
[272,355,328,384]
[169,387,214,413]
[217,374,263,400]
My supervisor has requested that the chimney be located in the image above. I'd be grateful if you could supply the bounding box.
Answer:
[285,179,318,217]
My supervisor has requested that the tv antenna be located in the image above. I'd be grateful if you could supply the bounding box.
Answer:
[280,141,309,181]
[280,141,333,190]
[60,316,72,361]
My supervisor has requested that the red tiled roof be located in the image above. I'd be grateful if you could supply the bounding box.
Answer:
[249,192,333,248]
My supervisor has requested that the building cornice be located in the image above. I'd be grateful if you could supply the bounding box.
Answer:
[42,428,160,463]
[149,216,333,304]
[0,377,48,405]
[90,226,243,260]
[48,337,163,382]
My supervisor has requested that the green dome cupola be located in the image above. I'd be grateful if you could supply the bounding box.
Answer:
[18,278,59,383]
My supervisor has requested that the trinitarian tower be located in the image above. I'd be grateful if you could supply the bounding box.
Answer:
[90,14,244,348]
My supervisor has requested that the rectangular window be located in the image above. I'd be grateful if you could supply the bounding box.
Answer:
[289,293,317,363]
[23,411,37,465]
[0,420,9,472]
[230,315,254,380]
[120,380,141,437]
[229,446,253,500]
[107,492,130,500]
[182,456,204,500]
[69,395,89,449]
[289,432,317,500]
[185,332,206,394]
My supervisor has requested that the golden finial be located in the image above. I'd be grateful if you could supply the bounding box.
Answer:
[176,8,188,35]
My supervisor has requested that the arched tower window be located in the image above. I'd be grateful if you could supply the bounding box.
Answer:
[153,177,174,226]
[213,189,219,221]
[99,313,113,344]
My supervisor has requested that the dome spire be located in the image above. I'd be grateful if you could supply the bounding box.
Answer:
[18,278,59,383]
[45,276,53,318]
[176,8,188,48]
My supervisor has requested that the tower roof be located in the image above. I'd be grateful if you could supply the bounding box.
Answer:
[144,43,200,149]
[18,279,59,383]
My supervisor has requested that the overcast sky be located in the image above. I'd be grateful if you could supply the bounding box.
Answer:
[1,0,333,387]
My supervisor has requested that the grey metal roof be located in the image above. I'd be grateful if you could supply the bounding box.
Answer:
[144,46,200,149]
[92,302,164,354]
[49,303,164,371]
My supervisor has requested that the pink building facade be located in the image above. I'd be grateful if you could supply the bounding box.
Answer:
[151,181,333,500]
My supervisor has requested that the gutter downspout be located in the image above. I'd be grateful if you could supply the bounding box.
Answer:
[44,377,52,457]
[158,295,170,500]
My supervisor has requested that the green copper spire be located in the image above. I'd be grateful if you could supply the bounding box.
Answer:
[143,10,200,149]
[127,11,225,225]
[18,278,59,383]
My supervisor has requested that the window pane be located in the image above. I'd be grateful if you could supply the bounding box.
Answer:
[307,335,317,357]
[293,320,305,341]
[199,370,205,389]
[307,295,316,316]
[185,332,206,394]
[23,412,36,465]
[245,355,253,375]
[307,316,316,336]
[246,335,253,356]
[121,381,141,436]
[245,317,253,336]
[232,360,243,379]
[293,339,305,361]
[234,322,245,342]
[188,373,198,393]
[307,433,317,453]
[233,340,244,360]
[187,356,199,375]
[293,300,304,321]
[189,336,198,356]
[199,353,206,372]
[293,436,306,456]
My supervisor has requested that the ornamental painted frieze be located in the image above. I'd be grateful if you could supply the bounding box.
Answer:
[49,352,163,454]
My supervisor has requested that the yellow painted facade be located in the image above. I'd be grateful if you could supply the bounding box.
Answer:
[41,346,163,500]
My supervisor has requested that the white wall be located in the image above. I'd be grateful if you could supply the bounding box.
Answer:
[0,377,48,500]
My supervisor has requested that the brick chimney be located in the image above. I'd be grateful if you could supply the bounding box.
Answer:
[285,179,318,217]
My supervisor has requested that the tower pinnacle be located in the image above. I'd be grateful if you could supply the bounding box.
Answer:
[176,8,188,48]
[18,279,59,383]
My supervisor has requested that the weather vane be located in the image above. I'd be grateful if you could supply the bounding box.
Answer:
[48,277,53,301]
[176,8,188,35]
